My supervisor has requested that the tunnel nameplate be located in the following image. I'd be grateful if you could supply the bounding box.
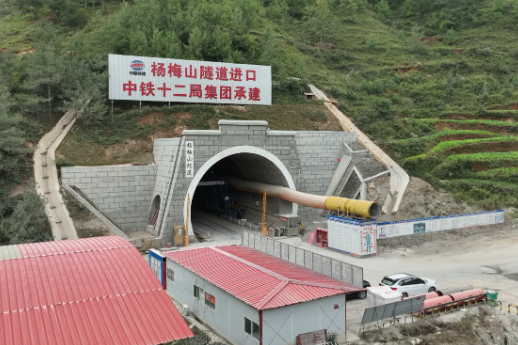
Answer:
[186,141,194,177]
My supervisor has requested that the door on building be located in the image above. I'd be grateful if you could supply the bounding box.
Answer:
[173,226,184,246]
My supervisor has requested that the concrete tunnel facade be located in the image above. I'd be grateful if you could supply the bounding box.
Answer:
[61,120,372,245]
[149,120,359,244]
[184,147,299,235]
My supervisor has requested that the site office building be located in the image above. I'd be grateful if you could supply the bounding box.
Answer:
[164,245,359,345]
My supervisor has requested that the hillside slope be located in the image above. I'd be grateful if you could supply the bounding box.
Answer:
[2,0,518,226]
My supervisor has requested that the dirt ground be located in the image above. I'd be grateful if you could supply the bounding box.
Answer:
[62,189,113,238]
[377,177,475,223]
[358,305,518,345]
[74,216,112,238]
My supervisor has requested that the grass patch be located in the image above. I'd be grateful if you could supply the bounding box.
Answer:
[57,102,340,166]
[445,151,518,162]
[429,136,518,154]
[0,12,35,52]
[432,151,518,179]
[410,119,518,134]
[475,167,518,184]
[384,130,500,159]
[444,179,518,209]
[441,110,518,121]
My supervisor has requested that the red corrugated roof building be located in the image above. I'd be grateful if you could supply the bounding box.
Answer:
[164,245,360,345]
[0,236,193,345]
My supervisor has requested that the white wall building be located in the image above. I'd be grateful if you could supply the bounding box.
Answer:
[164,245,360,345]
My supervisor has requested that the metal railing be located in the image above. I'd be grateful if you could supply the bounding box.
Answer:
[220,214,262,231]
[242,231,363,288]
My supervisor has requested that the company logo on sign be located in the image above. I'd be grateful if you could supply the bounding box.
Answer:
[130,60,145,71]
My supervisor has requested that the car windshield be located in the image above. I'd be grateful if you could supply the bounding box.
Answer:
[381,278,395,286]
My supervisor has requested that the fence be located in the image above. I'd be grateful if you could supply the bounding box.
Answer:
[377,209,504,239]
[242,231,364,288]
[360,295,425,330]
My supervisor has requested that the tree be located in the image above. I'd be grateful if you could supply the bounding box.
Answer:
[204,26,232,61]
[61,57,108,125]
[305,1,340,44]
[0,182,52,244]
[375,0,391,18]
[185,27,205,60]
[22,25,64,119]
[129,27,149,56]
[0,86,31,179]
[0,50,17,90]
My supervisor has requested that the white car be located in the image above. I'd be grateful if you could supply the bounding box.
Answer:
[379,273,438,298]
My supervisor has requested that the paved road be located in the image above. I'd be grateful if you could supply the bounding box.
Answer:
[278,230,518,338]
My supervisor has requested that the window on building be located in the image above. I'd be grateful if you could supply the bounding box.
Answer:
[167,268,174,282]
[244,317,260,340]
[205,292,216,309]
[194,285,204,300]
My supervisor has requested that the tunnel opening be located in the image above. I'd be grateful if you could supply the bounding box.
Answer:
[190,152,297,239]
[148,195,160,226]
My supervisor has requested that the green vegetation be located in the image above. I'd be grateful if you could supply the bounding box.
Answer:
[445,179,518,209]
[440,110,518,120]
[2,0,518,223]
[383,130,499,159]
[59,102,340,166]
[408,118,518,133]
[432,151,518,179]
[0,85,51,244]
[429,136,518,154]
[476,167,518,183]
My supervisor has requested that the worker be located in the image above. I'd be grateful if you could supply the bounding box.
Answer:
[299,221,305,236]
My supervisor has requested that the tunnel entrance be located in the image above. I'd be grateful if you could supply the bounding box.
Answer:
[184,147,298,238]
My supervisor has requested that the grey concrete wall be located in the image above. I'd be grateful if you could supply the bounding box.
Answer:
[355,159,388,180]
[295,131,356,220]
[149,138,182,235]
[159,122,307,239]
[296,132,356,196]
[61,165,157,232]
[154,122,358,241]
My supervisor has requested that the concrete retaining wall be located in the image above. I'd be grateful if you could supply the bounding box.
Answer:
[60,121,360,243]
[61,165,157,232]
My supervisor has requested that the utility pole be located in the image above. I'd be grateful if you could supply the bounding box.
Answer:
[185,194,190,246]
[262,189,267,237]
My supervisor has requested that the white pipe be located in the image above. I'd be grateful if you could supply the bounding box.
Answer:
[226,177,327,209]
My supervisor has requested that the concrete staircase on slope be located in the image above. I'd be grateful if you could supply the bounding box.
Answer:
[334,159,364,197]
[321,142,390,218]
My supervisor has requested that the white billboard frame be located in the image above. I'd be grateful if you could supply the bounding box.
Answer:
[108,54,272,105]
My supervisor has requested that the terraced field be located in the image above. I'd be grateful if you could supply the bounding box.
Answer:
[384,108,518,208]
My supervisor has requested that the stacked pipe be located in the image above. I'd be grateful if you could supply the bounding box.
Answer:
[421,289,486,314]
[225,177,382,218]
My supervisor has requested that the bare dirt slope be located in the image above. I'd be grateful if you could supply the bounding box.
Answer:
[62,189,112,238]
[360,306,518,345]
[376,177,475,223]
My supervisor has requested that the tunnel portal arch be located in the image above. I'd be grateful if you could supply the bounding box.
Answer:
[183,146,298,235]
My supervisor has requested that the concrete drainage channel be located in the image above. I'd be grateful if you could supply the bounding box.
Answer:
[308,85,409,215]
[34,111,78,241]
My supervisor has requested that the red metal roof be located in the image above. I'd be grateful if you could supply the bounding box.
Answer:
[165,245,360,310]
[0,236,193,345]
